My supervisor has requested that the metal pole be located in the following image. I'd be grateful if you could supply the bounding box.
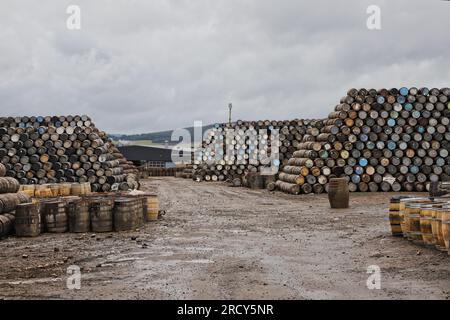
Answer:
[228,103,232,124]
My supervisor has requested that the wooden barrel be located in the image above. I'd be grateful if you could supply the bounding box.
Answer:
[113,198,138,231]
[328,178,349,208]
[0,177,20,194]
[66,199,90,233]
[20,185,36,197]
[0,163,6,177]
[405,202,422,243]
[419,204,434,246]
[14,203,40,237]
[389,196,403,237]
[146,195,159,222]
[43,200,68,233]
[0,193,21,214]
[48,184,60,197]
[441,205,450,251]
[247,172,264,189]
[35,185,53,198]
[435,208,446,251]
[59,183,72,196]
[0,213,15,237]
[70,183,83,196]
[89,198,114,232]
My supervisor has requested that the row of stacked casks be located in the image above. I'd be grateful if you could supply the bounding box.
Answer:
[9,192,160,238]
[0,115,139,192]
[276,87,450,194]
[193,119,322,183]
[0,170,33,237]
[389,196,450,254]
[141,167,182,177]
[178,164,194,179]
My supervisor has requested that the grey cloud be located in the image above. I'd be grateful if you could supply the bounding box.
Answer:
[0,0,449,134]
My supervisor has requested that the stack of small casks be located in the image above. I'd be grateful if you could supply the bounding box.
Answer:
[277,87,450,194]
[193,119,321,184]
[0,163,32,237]
[0,115,138,192]
[11,192,160,238]
[389,196,450,254]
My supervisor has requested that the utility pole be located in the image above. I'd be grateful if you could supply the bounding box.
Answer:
[228,103,232,124]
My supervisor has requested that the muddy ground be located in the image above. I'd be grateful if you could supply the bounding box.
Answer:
[0,177,448,300]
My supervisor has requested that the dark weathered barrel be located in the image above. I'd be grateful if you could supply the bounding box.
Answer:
[0,213,15,237]
[43,200,68,233]
[113,198,138,232]
[328,178,349,208]
[66,199,90,233]
[14,203,40,237]
[89,198,114,232]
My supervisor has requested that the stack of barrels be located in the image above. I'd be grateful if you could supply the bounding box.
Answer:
[0,115,139,192]
[179,164,194,179]
[7,192,161,238]
[277,87,450,194]
[388,196,450,255]
[0,164,32,237]
[193,119,321,184]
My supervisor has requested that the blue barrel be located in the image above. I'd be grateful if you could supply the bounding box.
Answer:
[387,141,396,150]
[366,141,375,149]
[38,127,46,135]
[387,119,396,127]
[351,175,361,184]
[404,103,413,111]
[397,95,406,104]
[355,166,364,175]
[377,96,385,104]
[399,87,409,96]
[417,126,425,134]
[359,158,368,167]
[37,116,44,123]
[360,134,368,142]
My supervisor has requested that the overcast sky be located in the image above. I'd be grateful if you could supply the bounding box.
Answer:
[0,0,448,134]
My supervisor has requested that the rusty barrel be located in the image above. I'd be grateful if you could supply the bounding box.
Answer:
[66,198,90,233]
[0,213,15,237]
[441,205,450,252]
[328,178,349,208]
[43,200,68,233]
[113,198,138,232]
[14,203,40,237]
[89,198,114,233]
[419,204,434,246]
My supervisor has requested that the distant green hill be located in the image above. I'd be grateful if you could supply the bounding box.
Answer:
[111,123,216,145]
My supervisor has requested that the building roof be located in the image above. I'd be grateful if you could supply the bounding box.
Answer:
[118,145,191,162]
